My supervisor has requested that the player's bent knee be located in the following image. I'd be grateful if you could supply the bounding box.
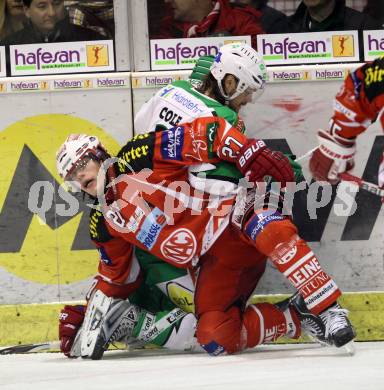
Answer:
[196,308,243,355]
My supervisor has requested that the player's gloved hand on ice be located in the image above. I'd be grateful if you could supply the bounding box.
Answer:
[236,139,295,188]
[59,305,86,357]
[309,129,356,184]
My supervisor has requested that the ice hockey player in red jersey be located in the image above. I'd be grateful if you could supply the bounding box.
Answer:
[310,56,384,187]
[133,43,356,350]
[56,115,355,358]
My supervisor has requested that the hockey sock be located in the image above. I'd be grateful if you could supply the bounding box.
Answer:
[269,235,341,315]
[243,303,300,348]
[282,305,301,339]
[243,216,341,315]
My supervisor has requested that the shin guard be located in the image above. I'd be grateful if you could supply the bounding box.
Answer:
[269,235,341,314]
[243,215,341,315]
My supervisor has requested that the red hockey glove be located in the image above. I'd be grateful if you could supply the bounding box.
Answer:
[236,139,295,187]
[309,130,356,184]
[59,305,86,357]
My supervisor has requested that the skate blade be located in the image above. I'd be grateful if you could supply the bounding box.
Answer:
[304,333,355,356]
[342,340,355,356]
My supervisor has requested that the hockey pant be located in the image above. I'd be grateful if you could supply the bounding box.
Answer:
[195,226,300,355]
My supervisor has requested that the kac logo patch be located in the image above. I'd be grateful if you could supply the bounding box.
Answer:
[161,228,196,264]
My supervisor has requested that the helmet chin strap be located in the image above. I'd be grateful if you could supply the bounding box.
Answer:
[218,81,242,105]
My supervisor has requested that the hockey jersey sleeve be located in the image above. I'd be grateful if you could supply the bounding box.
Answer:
[153,116,248,168]
[88,208,143,299]
[329,57,384,139]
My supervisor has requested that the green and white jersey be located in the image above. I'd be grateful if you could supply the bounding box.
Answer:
[135,80,243,189]
[135,80,239,132]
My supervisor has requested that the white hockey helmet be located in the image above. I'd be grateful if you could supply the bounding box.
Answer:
[210,43,267,102]
[56,134,107,180]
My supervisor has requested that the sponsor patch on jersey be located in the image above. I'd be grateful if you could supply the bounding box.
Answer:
[333,100,357,121]
[206,122,218,159]
[89,208,113,243]
[234,118,246,134]
[244,210,284,241]
[165,308,185,324]
[98,247,112,266]
[136,207,166,250]
[160,228,197,264]
[167,89,205,115]
[159,85,175,98]
[161,126,184,160]
[141,325,160,342]
[166,282,194,313]
[126,206,145,233]
[202,340,225,356]
[363,58,384,103]
[117,133,155,173]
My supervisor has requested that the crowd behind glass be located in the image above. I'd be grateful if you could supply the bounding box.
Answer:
[148,0,383,40]
[0,0,382,72]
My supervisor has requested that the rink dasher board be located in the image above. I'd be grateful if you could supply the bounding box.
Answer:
[0,63,361,94]
[0,292,383,348]
[1,64,381,307]
[0,64,382,345]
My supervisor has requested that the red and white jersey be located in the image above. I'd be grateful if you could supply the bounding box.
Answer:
[91,116,247,290]
[329,56,384,139]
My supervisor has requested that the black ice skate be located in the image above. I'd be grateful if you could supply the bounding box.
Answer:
[277,293,327,344]
[319,302,356,348]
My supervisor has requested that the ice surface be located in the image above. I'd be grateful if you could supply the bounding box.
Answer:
[1,342,383,390]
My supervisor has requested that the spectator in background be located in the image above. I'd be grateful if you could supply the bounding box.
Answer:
[65,0,114,38]
[154,0,264,49]
[231,0,289,33]
[147,0,168,40]
[3,0,105,45]
[363,0,384,29]
[0,0,26,41]
[288,0,381,32]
